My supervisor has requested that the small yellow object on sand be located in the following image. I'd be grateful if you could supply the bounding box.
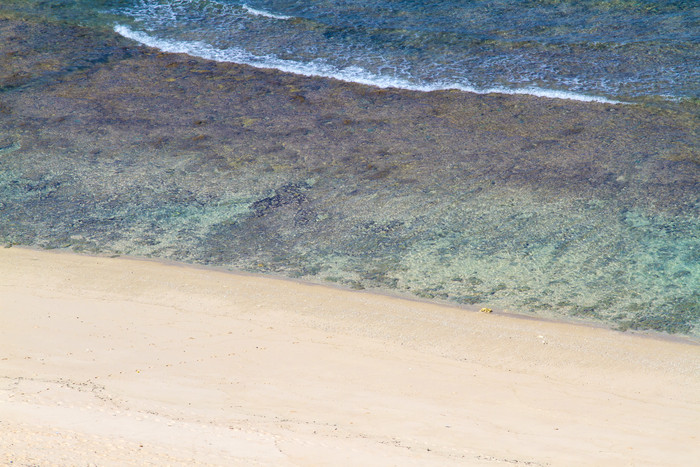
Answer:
[480,307,493,313]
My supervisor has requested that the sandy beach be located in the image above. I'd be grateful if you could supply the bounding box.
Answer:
[1,246,698,466]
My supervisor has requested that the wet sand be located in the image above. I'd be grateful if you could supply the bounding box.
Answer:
[1,247,699,466]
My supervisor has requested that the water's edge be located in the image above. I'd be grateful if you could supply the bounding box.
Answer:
[10,245,699,346]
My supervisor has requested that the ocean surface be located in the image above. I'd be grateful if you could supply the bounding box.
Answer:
[0,0,698,335]
[21,0,700,103]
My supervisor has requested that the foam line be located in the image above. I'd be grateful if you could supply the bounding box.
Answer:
[242,4,291,20]
[114,24,622,104]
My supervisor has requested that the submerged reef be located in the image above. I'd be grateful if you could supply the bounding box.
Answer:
[1,11,698,335]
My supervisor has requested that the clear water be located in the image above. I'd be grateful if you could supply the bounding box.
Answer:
[0,0,698,336]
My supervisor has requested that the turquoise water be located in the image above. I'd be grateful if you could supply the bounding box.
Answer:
[0,1,698,335]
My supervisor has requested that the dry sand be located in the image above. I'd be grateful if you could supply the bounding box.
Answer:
[1,247,698,466]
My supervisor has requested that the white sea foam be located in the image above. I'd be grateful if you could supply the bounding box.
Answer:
[114,25,622,104]
[242,4,291,20]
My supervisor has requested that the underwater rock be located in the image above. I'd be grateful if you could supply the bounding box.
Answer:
[250,182,309,217]
[0,138,20,156]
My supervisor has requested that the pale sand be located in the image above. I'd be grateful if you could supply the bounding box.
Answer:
[1,247,698,466]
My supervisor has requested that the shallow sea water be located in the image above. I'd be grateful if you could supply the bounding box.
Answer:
[0,2,698,336]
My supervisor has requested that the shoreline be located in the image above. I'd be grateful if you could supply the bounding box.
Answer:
[13,245,700,346]
[2,246,700,465]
